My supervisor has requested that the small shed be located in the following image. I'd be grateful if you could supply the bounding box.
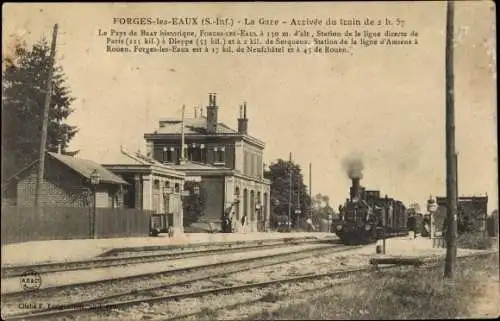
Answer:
[2,152,128,208]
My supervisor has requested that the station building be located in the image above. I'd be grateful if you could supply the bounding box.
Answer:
[143,93,271,232]
[102,147,186,234]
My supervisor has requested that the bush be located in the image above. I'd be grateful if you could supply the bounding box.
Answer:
[457,232,494,250]
[487,212,499,237]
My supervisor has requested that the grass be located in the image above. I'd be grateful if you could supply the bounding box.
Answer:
[457,232,496,250]
[249,253,499,320]
[260,292,284,303]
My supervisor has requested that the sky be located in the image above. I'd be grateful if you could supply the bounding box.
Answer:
[2,2,497,212]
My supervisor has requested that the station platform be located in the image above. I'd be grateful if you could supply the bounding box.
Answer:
[1,232,336,266]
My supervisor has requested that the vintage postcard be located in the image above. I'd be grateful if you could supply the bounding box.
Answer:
[1,1,498,320]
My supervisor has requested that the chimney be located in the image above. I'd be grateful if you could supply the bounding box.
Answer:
[237,101,248,134]
[350,178,362,201]
[206,93,218,133]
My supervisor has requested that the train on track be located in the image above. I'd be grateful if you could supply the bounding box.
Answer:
[332,176,409,245]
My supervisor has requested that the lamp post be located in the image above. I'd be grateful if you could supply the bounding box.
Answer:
[90,169,101,239]
[162,186,172,231]
[273,199,280,231]
[255,202,262,231]
[294,208,302,231]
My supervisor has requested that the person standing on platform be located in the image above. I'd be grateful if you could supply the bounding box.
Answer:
[407,215,417,239]
[306,217,315,232]
[241,214,247,233]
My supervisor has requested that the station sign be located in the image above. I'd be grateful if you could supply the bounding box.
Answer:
[185,176,202,182]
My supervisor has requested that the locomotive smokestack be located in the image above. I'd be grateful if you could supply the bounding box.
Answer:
[343,156,364,201]
[350,177,361,201]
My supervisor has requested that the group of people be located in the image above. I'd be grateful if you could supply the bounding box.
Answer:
[221,212,248,233]
[150,224,174,237]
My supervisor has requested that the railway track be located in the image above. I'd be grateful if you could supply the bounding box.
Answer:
[154,250,500,321]
[1,237,330,278]
[7,249,495,320]
[2,243,349,319]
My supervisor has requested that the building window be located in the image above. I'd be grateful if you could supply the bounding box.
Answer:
[188,144,203,162]
[162,147,174,163]
[214,147,225,164]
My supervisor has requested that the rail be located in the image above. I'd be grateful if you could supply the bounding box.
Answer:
[1,238,331,278]
[3,244,356,320]
[7,249,495,321]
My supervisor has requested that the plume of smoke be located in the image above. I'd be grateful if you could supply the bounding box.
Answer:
[342,156,364,180]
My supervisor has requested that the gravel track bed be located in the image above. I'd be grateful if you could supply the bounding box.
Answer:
[21,244,369,321]
[50,247,492,321]
[7,240,485,320]
[93,267,367,320]
[2,239,321,277]
[169,251,497,321]
[1,243,335,317]
[104,239,318,258]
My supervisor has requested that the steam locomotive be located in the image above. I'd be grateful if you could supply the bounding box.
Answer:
[332,177,409,245]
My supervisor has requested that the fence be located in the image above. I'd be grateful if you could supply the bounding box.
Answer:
[1,206,153,245]
[95,208,153,239]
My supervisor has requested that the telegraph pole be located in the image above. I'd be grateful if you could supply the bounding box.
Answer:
[444,0,458,279]
[180,104,186,164]
[34,24,58,212]
[288,152,292,229]
[455,153,458,200]
[309,162,312,219]
[297,170,301,227]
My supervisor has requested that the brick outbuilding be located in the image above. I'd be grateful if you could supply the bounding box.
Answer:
[2,152,128,208]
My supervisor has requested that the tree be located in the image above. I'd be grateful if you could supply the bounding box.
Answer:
[311,193,336,226]
[264,159,311,228]
[182,181,207,227]
[409,203,421,213]
[487,210,498,237]
[2,38,78,181]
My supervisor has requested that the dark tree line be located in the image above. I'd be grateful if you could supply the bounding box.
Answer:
[264,159,311,228]
[2,38,78,182]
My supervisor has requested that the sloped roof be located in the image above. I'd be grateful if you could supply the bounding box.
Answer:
[102,148,186,178]
[155,117,238,135]
[48,152,128,185]
[115,148,230,171]
[108,147,161,166]
[169,160,231,171]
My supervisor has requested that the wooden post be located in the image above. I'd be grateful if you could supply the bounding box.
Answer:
[180,105,186,164]
[289,169,292,230]
[309,162,312,231]
[309,162,312,220]
[92,186,97,239]
[34,24,58,212]
[444,0,458,279]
